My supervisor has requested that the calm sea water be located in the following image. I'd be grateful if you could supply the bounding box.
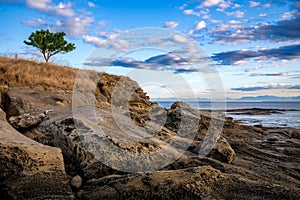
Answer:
[157,101,300,129]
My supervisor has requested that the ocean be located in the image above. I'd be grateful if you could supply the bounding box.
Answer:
[157,101,300,129]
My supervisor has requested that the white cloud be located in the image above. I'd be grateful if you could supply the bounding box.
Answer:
[201,0,224,7]
[245,64,268,72]
[233,4,242,9]
[210,20,245,32]
[82,35,108,47]
[82,30,129,51]
[55,20,63,26]
[163,21,179,28]
[26,0,75,17]
[209,20,247,34]
[54,17,94,36]
[235,11,245,18]
[195,20,206,30]
[87,2,96,8]
[99,31,120,40]
[183,9,199,16]
[200,0,231,12]
[22,18,46,27]
[112,39,129,51]
[56,2,75,17]
[233,60,248,66]
[281,12,294,20]
[202,15,211,19]
[263,3,271,8]
[259,13,267,17]
[183,9,210,16]
[217,1,230,11]
[26,0,50,11]
[25,0,94,37]
[172,34,189,43]
[226,11,244,18]
[249,1,260,8]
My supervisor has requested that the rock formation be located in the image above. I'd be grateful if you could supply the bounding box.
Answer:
[0,109,73,200]
[9,110,53,130]
[77,166,231,199]
[0,57,299,199]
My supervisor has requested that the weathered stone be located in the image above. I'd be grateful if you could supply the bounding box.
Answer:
[0,108,73,199]
[208,136,236,164]
[0,107,5,120]
[77,166,230,200]
[1,57,300,200]
[9,110,53,130]
[40,109,179,180]
[71,175,83,189]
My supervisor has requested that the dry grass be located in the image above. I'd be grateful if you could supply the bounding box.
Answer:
[0,56,77,91]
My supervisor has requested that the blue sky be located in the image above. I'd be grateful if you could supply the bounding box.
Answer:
[0,0,300,99]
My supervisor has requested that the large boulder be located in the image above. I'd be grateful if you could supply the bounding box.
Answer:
[208,136,236,164]
[0,109,73,200]
[165,101,235,164]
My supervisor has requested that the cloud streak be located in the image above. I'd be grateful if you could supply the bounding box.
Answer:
[84,53,209,74]
[22,18,46,27]
[212,44,300,65]
[250,72,300,77]
[232,83,300,91]
[163,21,179,28]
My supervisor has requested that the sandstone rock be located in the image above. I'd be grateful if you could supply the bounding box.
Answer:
[1,56,300,200]
[0,108,73,199]
[165,101,235,164]
[77,166,231,200]
[71,175,83,189]
[208,136,236,164]
[0,106,5,120]
[9,110,53,130]
[39,108,182,180]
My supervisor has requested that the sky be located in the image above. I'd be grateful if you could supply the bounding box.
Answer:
[0,0,300,100]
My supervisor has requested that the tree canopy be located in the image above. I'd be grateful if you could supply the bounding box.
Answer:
[24,29,75,63]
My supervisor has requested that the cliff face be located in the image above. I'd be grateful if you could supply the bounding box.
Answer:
[1,57,300,199]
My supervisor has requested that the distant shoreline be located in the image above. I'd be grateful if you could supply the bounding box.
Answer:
[156,101,300,129]
[153,100,300,103]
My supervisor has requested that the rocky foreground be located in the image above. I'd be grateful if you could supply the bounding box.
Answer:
[0,57,300,199]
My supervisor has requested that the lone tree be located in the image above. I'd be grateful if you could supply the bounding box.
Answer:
[24,29,75,63]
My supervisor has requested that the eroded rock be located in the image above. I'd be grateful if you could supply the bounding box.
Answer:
[0,109,73,199]
[208,136,236,164]
[77,166,230,200]
[9,110,53,130]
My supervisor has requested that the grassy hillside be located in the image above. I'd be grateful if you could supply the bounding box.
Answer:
[0,56,151,119]
[0,56,77,91]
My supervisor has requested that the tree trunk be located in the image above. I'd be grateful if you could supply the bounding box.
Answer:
[42,52,48,63]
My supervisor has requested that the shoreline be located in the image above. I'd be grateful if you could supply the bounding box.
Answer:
[1,57,300,199]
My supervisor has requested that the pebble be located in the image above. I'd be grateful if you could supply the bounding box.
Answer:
[71,175,83,189]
